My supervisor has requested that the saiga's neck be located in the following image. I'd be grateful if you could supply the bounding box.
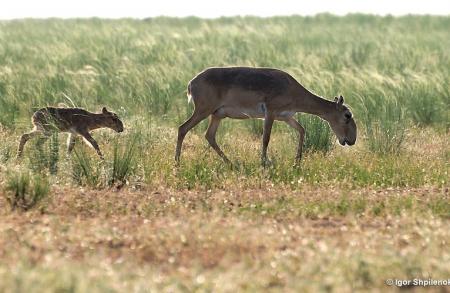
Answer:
[293,87,335,120]
[91,113,107,130]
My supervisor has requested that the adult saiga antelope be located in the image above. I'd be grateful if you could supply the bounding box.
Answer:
[17,107,124,159]
[175,67,357,165]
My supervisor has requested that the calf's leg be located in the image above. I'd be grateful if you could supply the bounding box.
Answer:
[17,128,41,157]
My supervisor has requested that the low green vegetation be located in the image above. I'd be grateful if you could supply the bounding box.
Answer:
[1,126,447,190]
[3,170,49,211]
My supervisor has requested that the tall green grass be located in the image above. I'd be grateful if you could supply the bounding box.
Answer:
[0,15,448,133]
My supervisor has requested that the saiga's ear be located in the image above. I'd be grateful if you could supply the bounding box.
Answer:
[338,95,344,105]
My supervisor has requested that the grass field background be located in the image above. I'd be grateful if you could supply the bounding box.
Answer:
[0,15,449,292]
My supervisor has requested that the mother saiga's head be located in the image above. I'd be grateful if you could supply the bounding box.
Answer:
[328,95,357,146]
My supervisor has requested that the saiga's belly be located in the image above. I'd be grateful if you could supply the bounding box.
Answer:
[214,104,295,120]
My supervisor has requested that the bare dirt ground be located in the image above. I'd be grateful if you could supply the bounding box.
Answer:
[0,186,448,292]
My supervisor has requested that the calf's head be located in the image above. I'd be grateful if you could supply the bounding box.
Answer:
[101,107,124,133]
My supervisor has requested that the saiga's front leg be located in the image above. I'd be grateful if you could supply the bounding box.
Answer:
[79,131,104,159]
[284,117,305,166]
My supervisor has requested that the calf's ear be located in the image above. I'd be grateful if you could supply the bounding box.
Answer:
[102,107,108,114]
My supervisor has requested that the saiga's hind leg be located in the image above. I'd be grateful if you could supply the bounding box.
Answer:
[205,114,230,164]
[175,109,211,164]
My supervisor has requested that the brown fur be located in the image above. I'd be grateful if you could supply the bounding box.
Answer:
[176,67,357,165]
[17,107,124,159]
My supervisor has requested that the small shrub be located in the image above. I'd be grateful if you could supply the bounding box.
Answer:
[108,134,138,187]
[298,114,333,153]
[359,94,406,154]
[71,148,102,188]
[3,171,50,211]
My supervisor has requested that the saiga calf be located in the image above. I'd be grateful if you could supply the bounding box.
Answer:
[18,107,124,159]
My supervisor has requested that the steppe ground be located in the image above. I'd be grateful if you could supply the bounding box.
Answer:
[0,15,449,292]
